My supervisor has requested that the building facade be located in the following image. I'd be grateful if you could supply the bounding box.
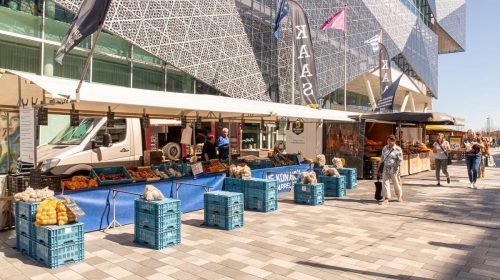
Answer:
[0,0,466,173]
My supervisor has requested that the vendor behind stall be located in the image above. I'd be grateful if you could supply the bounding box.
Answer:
[202,135,217,161]
[217,128,230,160]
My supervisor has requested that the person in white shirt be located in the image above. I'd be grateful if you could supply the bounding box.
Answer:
[433,133,451,186]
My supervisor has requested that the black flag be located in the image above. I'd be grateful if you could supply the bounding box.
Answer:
[55,0,112,64]
[288,0,319,108]
[375,75,402,112]
[379,42,392,95]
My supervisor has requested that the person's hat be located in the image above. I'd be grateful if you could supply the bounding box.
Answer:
[387,134,397,141]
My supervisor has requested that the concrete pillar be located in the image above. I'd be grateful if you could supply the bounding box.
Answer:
[43,45,54,77]
[400,91,410,112]
[363,74,377,111]
[423,103,428,112]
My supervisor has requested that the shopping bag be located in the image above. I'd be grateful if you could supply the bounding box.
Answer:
[374,178,383,201]
[488,155,496,167]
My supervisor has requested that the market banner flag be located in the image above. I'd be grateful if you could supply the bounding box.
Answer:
[55,0,112,64]
[320,8,345,31]
[274,0,290,41]
[289,0,319,108]
[375,74,402,113]
[379,42,392,95]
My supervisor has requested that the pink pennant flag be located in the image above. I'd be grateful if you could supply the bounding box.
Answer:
[320,9,345,31]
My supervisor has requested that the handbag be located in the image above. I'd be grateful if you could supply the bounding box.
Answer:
[377,148,394,175]
[374,178,383,201]
[437,141,452,165]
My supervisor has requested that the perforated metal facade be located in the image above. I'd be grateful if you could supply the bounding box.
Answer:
[428,0,466,51]
[54,0,465,103]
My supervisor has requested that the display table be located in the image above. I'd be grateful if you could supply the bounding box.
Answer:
[58,164,311,232]
[406,151,431,175]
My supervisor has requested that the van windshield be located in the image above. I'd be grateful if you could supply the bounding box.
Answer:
[49,118,100,145]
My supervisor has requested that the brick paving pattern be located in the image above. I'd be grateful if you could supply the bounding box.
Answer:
[1,150,500,280]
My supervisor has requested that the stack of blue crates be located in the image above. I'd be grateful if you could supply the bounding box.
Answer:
[318,175,347,197]
[134,198,181,250]
[204,191,244,230]
[15,201,39,258]
[15,201,85,269]
[224,177,244,193]
[245,179,278,212]
[338,168,357,189]
[294,183,324,206]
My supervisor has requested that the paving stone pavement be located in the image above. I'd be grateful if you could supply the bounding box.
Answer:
[1,151,500,280]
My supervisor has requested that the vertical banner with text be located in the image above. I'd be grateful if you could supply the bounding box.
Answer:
[19,107,35,164]
[289,0,319,108]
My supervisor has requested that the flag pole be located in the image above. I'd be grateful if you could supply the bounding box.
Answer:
[343,6,347,112]
[75,23,104,102]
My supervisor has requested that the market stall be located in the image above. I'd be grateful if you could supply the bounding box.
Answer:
[1,70,352,233]
[338,112,464,179]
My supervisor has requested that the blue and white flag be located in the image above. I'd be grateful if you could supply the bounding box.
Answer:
[274,0,290,40]
[375,74,403,113]
[364,33,380,53]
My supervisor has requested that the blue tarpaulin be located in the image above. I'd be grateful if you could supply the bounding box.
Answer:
[60,164,311,232]
[60,174,225,232]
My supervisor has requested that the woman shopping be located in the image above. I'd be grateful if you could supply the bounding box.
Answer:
[479,137,490,178]
[433,133,451,186]
[378,134,403,205]
[463,130,483,189]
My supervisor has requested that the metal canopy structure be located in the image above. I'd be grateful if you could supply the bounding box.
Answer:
[350,112,463,125]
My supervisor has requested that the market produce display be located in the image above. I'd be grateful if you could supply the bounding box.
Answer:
[301,171,317,184]
[272,153,295,167]
[322,166,340,177]
[143,185,164,201]
[365,139,383,146]
[35,198,76,226]
[98,173,129,181]
[202,160,226,174]
[62,176,98,190]
[331,157,344,168]
[128,167,160,182]
[152,168,170,180]
[14,187,55,202]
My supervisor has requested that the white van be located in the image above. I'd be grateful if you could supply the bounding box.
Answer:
[37,117,143,176]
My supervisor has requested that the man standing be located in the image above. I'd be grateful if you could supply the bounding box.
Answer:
[202,135,217,161]
[217,128,230,160]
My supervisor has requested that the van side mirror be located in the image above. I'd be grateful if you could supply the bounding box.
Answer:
[103,133,112,147]
[91,139,98,149]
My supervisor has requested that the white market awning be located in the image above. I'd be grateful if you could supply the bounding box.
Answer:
[0,70,354,122]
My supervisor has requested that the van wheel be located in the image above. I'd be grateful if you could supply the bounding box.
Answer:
[163,142,181,161]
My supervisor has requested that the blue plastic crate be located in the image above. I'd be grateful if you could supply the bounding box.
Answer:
[15,201,39,222]
[135,198,181,216]
[294,183,324,196]
[204,213,244,230]
[245,179,278,191]
[245,197,278,212]
[35,223,84,247]
[204,202,244,216]
[135,211,180,232]
[325,187,346,197]
[294,192,324,206]
[319,175,346,188]
[245,187,277,202]
[35,242,84,269]
[338,168,357,189]
[16,216,36,238]
[90,166,133,186]
[16,234,36,257]
[134,227,181,250]
[224,178,244,193]
[204,191,244,206]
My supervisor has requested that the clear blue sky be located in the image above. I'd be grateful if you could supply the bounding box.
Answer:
[433,0,498,131]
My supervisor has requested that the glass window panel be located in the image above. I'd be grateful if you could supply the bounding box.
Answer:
[166,69,193,93]
[0,110,20,174]
[0,39,40,74]
[93,57,130,87]
[133,47,163,65]
[0,4,41,37]
[133,64,165,91]
[95,31,130,58]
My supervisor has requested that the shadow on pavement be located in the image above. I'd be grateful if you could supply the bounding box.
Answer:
[296,260,433,280]
[428,241,475,251]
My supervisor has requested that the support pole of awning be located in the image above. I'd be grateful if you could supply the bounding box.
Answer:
[76,24,105,102]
